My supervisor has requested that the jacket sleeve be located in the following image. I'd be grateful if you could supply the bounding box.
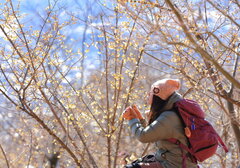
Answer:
[128,111,178,143]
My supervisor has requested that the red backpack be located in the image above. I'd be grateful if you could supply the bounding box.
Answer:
[168,99,228,168]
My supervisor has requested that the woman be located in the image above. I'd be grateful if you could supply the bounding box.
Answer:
[123,79,198,168]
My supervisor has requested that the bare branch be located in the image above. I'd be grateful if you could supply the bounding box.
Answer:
[207,0,240,28]
[165,0,240,89]
[0,143,10,168]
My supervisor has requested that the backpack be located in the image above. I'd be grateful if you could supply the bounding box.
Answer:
[168,99,228,168]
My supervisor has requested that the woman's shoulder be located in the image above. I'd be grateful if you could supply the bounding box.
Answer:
[160,110,178,118]
[157,110,181,124]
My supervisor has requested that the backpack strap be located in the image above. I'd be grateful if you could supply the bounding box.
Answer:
[168,138,194,156]
[168,138,198,168]
[216,135,228,153]
[211,127,229,153]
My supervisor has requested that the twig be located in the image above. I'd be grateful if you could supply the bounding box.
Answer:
[0,143,10,168]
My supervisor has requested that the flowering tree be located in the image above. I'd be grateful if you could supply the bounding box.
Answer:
[0,0,239,168]
[117,0,239,167]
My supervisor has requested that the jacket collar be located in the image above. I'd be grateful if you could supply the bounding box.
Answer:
[161,92,182,112]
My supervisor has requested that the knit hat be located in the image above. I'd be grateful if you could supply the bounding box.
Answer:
[148,79,181,104]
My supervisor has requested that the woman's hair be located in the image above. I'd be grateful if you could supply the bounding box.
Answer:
[148,95,168,125]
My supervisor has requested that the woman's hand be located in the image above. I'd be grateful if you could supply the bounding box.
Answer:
[132,105,144,120]
[122,106,138,120]
[145,110,152,122]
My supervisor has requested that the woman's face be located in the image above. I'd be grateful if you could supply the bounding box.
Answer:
[146,88,153,105]
[147,92,152,105]
[146,85,159,105]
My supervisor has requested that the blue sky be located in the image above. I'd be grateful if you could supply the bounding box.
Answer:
[0,0,108,86]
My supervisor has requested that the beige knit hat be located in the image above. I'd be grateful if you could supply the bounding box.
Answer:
[148,79,181,104]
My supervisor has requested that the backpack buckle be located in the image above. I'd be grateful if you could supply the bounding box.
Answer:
[176,140,180,145]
